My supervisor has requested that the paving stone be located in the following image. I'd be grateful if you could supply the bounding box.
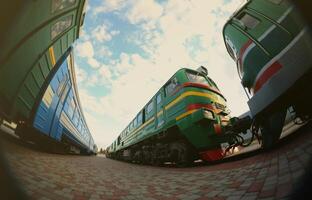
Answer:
[248,181,264,193]
[259,188,275,198]
[2,124,312,200]
[241,192,259,200]
[276,183,293,199]
[226,195,243,200]
[206,190,222,198]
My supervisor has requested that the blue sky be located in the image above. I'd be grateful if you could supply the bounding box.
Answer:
[73,0,248,149]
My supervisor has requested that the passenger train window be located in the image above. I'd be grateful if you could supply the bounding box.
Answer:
[60,84,69,103]
[156,93,162,104]
[146,101,154,114]
[137,112,143,126]
[57,76,67,96]
[74,112,80,125]
[42,85,54,108]
[165,77,178,96]
[51,0,76,13]
[51,15,73,40]
[77,119,81,131]
[237,13,260,29]
[68,98,76,118]
[133,118,137,128]
[79,120,83,132]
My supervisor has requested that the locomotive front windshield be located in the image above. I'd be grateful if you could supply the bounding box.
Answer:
[186,71,209,85]
[185,70,219,90]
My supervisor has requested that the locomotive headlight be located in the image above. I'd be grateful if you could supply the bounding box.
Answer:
[203,110,214,120]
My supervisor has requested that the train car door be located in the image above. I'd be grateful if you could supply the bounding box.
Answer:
[155,89,165,128]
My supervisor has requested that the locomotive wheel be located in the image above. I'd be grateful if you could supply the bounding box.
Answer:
[260,109,287,150]
[150,146,162,166]
[170,142,193,167]
[142,147,152,164]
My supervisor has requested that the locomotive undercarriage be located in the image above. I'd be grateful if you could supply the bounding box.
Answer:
[111,127,199,166]
[109,118,257,166]
[252,68,312,150]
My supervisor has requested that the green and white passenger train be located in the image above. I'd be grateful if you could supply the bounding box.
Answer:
[223,0,312,148]
[107,67,238,165]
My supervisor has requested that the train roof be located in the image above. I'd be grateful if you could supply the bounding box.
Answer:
[68,48,94,142]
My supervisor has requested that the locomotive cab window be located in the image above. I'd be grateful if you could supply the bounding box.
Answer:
[237,13,260,29]
[186,71,209,85]
[165,77,178,96]
[208,77,219,90]
[51,15,73,40]
[226,42,235,60]
[225,36,237,60]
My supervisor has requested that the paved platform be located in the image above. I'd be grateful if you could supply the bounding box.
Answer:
[1,124,312,200]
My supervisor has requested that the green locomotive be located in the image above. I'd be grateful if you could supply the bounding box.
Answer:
[0,0,87,126]
[223,0,312,148]
[107,67,236,165]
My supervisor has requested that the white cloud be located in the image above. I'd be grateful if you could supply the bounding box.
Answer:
[126,0,164,24]
[79,29,90,41]
[91,24,120,42]
[99,66,112,80]
[98,46,113,57]
[114,53,134,74]
[93,0,128,14]
[75,40,101,69]
[111,30,120,36]
[92,25,112,42]
[87,57,100,69]
[75,65,88,83]
[75,41,94,58]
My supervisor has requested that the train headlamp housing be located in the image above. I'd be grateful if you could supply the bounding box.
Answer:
[203,109,214,120]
